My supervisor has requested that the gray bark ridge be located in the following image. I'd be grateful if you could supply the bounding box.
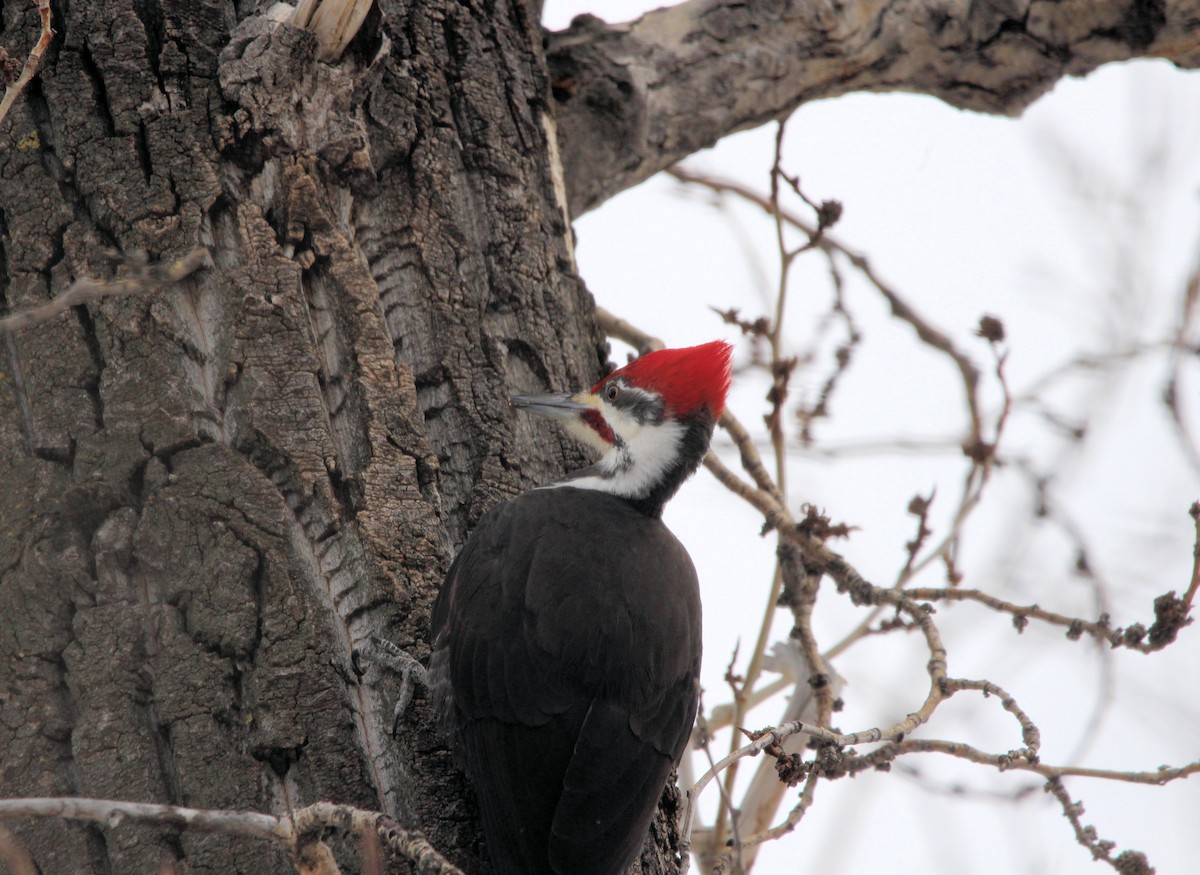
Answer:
[548,0,1200,216]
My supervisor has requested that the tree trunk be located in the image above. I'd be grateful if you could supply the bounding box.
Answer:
[0,1,622,871]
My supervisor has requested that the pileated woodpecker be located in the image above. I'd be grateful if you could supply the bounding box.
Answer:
[429,341,733,875]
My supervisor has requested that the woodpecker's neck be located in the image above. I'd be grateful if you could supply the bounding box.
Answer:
[553,415,715,517]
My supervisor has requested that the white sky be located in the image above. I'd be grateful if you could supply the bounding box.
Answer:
[546,3,1200,873]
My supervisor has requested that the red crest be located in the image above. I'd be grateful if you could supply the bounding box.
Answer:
[594,341,733,419]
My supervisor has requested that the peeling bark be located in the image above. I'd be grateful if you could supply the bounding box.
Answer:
[547,0,1200,215]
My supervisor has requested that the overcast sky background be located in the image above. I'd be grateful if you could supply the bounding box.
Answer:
[545,4,1200,872]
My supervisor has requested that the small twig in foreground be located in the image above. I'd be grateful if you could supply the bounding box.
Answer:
[904,583,1194,654]
[0,248,209,334]
[0,1,53,130]
[1044,777,1154,874]
[0,797,463,875]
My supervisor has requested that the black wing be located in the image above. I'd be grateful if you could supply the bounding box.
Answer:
[430,487,702,875]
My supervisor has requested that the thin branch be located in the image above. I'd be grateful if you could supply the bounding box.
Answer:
[593,307,664,355]
[1187,502,1200,607]
[873,743,1200,787]
[695,685,1196,871]
[824,336,1013,658]
[942,677,1040,754]
[1043,777,1155,873]
[788,435,964,457]
[1163,246,1200,472]
[0,798,464,875]
[681,717,826,853]
[682,692,1199,850]
[669,166,985,450]
[0,248,209,334]
[712,122,813,856]
[0,1,53,131]
[677,563,952,849]
[740,764,820,849]
[704,673,795,732]
[1015,339,1184,403]
[718,412,783,502]
[721,639,829,871]
[669,167,1013,660]
[597,285,1196,873]
[0,797,287,842]
[777,542,834,728]
[904,581,1195,654]
[291,804,462,875]
[598,309,953,865]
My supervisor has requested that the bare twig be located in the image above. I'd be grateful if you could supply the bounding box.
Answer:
[669,165,985,446]
[598,309,952,866]
[795,249,861,445]
[712,121,808,856]
[0,797,284,842]
[942,677,1040,754]
[1187,502,1200,607]
[0,248,209,334]
[904,582,1194,654]
[669,166,1013,669]
[1015,340,1183,404]
[718,412,783,502]
[681,717,826,856]
[720,640,829,871]
[0,1,53,130]
[869,742,1200,787]
[675,519,953,855]
[593,307,664,355]
[824,333,1013,658]
[595,218,1196,873]
[777,542,834,728]
[0,797,463,875]
[740,763,820,849]
[1043,777,1154,873]
[291,804,462,875]
[685,678,1196,872]
[1163,248,1200,472]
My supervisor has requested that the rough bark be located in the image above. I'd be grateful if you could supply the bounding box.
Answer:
[0,0,629,872]
[548,0,1200,215]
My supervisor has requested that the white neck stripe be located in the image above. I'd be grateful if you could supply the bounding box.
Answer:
[548,418,686,500]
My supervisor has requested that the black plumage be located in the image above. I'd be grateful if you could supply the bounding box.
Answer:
[429,486,702,875]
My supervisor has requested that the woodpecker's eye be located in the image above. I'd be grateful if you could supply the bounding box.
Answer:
[605,383,620,402]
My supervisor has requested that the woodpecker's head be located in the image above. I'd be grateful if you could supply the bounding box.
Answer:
[512,341,733,515]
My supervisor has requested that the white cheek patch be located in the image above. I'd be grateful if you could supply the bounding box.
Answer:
[563,416,686,499]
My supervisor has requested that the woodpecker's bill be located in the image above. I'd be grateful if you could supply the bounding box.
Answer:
[429,341,732,875]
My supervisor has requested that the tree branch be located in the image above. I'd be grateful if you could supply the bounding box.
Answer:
[0,0,52,131]
[0,798,464,875]
[548,0,1200,215]
[597,300,1196,871]
[0,248,208,334]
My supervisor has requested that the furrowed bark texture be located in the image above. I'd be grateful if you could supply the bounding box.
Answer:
[548,0,1200,215]
[0,1,636,872]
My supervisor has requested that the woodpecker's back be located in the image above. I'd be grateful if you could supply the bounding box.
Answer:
[429,341,732,875]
